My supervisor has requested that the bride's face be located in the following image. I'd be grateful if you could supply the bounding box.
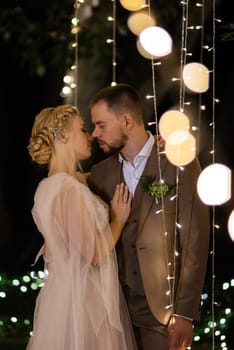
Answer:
[69,116,93,161]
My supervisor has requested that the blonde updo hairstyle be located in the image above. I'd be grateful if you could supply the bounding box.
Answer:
[28,104,79,165]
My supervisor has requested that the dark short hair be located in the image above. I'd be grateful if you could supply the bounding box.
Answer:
[90,83,143,124]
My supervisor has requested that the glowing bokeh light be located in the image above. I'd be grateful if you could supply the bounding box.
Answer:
[227,210,234,241]
[127,10,155,36]
[119,0,146,11]
[139,26,172,57]
[182,62,209,93]
[165,130,196,166]
[136,39,158,59]
[159,110,190,140]
[197,164,231,205]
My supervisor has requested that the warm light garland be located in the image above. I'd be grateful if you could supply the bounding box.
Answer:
[56,2,233,349]
[60,0,81,104]
[110,0,117,85]
[142,1,176,314]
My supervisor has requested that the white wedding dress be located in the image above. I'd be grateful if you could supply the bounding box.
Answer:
[26,173,136,350]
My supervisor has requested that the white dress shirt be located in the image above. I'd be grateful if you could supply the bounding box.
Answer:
[118,131,155,196]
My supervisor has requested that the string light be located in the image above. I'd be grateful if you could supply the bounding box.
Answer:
[60,0,80,104]
[153,61,161,66]
[55,2,232,348]
[140,0,176,312]
[61,0,101,103]
[155,209,163,214]
[111,0,117,85]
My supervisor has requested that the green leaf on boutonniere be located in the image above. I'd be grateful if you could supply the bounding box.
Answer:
[141,175,170,204]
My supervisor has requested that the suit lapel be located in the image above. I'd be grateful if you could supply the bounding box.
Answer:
[108,154,125,190]
[131,143,168,234]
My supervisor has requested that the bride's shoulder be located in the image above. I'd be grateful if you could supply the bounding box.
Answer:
[74,171,90,186]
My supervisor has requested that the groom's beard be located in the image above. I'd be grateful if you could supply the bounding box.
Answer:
[98,132,128,155]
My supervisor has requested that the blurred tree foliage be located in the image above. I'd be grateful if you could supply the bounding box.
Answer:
[0,0,131,78]
[0,0,183,78]
[0,0,74,76]
[0,0,233,78]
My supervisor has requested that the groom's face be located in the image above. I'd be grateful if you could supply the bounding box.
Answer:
[91,99,128,154]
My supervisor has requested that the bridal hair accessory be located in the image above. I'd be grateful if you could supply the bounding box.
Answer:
[49,126,65,140]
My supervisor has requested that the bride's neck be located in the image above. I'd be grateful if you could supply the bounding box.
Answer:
[48,157,77,177]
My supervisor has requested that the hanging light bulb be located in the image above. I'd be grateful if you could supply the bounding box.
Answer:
[182,62,209,93]
[139,26,172,57]
[165,130,196,166]
[159,110,190,140]
[197,163,232,205]
[227,210,234,241]
[127,10,155,36]
[119,0,146,11]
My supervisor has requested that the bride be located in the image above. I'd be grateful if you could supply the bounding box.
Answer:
[26,104,137,350]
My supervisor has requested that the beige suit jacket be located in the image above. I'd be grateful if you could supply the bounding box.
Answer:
[88,143,210,325]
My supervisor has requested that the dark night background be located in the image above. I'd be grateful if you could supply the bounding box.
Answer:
[0,0,233,349]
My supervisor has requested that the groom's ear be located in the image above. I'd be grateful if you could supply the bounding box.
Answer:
[120,113,133,129]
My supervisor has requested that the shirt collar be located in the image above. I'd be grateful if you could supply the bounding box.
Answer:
[118,131,155,164]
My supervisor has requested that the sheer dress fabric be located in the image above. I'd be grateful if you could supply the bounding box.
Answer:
[26,173,136,350]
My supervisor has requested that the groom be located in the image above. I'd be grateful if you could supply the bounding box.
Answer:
[87,83,210,350]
